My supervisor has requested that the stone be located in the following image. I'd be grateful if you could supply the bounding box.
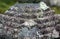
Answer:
[39,2,49,10]
[52,29,59,38]
[23,20,37,27]
[0,2,60,39]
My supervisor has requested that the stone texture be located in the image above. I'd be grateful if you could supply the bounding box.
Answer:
[0,2,60,39]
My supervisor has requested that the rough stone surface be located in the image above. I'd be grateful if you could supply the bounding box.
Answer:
[0,3,60,39]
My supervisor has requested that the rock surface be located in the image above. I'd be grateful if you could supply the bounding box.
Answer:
[0,2,60,39]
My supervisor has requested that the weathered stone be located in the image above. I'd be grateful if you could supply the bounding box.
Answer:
[0,2,60,39]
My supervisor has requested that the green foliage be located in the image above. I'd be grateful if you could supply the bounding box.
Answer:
[52,7,60,14]
[0,0,17,13]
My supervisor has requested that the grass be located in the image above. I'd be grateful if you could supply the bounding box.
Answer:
[0,0,16,13]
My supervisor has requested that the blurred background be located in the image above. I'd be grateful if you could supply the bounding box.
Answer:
[0,0,60,14]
